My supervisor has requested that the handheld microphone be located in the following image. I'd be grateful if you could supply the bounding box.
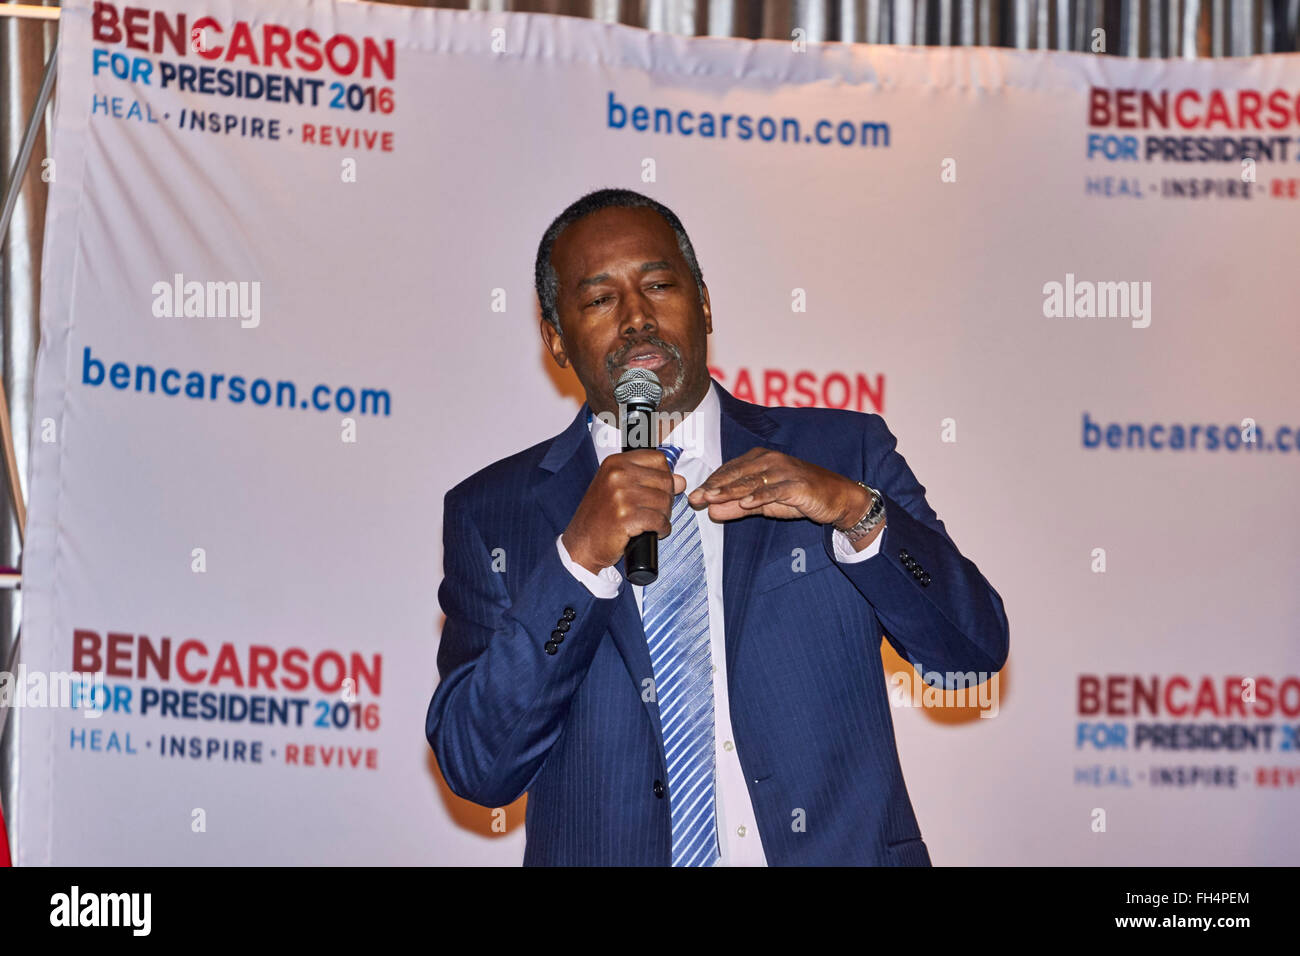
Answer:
[614,368,663,586]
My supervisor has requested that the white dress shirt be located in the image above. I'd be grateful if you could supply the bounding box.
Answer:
[554,382,882,866]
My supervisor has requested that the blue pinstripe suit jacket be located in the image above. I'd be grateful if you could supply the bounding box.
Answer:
[426,380,1009,865]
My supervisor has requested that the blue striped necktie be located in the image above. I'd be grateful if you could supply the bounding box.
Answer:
[642,443,720,867]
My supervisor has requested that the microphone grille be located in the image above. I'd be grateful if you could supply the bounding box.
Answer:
[613,368,662,408]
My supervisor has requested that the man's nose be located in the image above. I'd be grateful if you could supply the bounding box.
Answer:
[621,315,657,337]
[620,293,657,337]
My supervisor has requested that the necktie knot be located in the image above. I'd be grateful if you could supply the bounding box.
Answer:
[659,443,684,472]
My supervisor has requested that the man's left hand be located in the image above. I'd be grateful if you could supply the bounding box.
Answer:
[687,448,871,527]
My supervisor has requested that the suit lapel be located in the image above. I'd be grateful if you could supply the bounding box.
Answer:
[714,383,790,679]
[533,402,667,767]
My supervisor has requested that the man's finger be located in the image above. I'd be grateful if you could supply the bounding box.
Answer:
[706,472,770,501]
[696,448,771,491]
[704,500,752,522]
[616,459,680,487]
[738,478,797,509]
[620,448,675,472]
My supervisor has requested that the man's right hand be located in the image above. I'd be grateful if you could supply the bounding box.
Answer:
[562,450,687,575]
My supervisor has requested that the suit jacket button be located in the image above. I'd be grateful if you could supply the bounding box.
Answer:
[550,630,566,643]
[920,572,931,586]
[544,641,559,655]
[562,607,576,621]
[899,549,911,560]
[652,779,665,798]
[554,619,571,633]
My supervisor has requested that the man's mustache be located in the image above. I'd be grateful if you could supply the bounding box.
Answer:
[606,337,681,376]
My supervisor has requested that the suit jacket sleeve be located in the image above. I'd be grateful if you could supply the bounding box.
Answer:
[822,414,1010,685]
[426,487,620,807]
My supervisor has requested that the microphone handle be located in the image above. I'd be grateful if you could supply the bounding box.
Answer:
[625,533,658,587]
[622,402,658,586]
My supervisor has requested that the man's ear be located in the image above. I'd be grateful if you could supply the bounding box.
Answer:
[700,283,713,335]
[541,318,568,368]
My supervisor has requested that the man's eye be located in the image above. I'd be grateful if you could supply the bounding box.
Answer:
[586,296,611,308]
[649,282,672,290]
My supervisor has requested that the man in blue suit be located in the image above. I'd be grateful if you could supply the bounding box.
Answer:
[426,188,1009,866]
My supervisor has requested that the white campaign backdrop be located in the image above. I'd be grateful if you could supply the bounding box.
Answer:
[15,0,1299,864]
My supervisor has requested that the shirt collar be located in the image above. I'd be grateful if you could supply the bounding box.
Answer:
[588,379,721,471]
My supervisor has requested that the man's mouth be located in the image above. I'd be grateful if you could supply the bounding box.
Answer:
[619,347,674,372]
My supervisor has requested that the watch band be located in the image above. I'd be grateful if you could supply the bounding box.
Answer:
[835,481,885,543]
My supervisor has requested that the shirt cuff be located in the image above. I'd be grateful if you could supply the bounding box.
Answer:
[555,534,623,598]
[832,523,884,563]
